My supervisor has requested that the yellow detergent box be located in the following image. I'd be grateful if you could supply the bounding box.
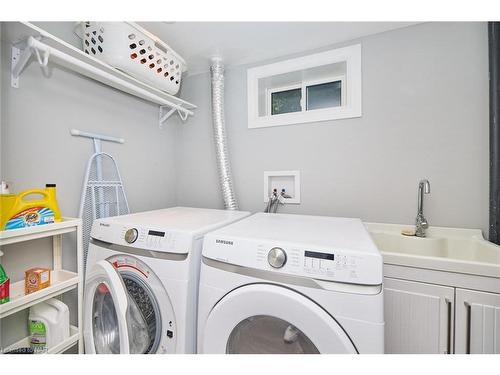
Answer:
[0,184,61,231]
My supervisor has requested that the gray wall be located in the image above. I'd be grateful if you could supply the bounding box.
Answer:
[175,22,489,234]
[1,23,179,217]
[0,22,180,346]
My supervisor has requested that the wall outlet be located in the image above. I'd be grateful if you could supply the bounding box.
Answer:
[264,170,300,204]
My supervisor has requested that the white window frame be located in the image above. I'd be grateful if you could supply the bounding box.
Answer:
[247,44,361,129]
[266,75,346,116]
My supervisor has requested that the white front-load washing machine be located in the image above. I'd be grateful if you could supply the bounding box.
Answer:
[83,206,250,354]
[198,212,384,354]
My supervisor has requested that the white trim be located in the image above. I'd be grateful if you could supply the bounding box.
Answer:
[248,44,361,129]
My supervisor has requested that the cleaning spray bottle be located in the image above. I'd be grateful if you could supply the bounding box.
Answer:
[0,250,9,305]
[0,184,61,230]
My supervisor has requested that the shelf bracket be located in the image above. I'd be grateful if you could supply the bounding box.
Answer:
[159,105,190,129]
[11,44,32,88]
[11,37,49,88]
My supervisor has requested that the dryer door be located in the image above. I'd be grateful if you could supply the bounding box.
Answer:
[83,260,150,354]
[201,284,357,354]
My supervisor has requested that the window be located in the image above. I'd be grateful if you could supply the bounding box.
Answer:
[306,80,342,110]
[247,44,361,128]
[268,76,345,116]
[270,86,302,115]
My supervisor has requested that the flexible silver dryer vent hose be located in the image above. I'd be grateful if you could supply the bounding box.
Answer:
[210,59,239,210]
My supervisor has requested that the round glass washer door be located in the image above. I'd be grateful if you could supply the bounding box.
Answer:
[120,272,161,353]
[201,284,357,354]
[83,260,133,354]
[106,254,176,354]
[84,256,176,354]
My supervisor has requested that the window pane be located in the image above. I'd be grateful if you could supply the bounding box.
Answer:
[271,88,302,115]
[306,81,342,110]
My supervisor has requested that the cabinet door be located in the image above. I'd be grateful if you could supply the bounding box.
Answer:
[455,288,500,354]
[384,277,454,354]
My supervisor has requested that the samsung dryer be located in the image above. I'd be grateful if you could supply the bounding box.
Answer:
[197,212,384,354]
[83,206,250,354]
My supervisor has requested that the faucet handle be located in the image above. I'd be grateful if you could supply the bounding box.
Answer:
[415,214,429,237]
[421,218,429,229]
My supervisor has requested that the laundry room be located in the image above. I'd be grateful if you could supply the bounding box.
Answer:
[0,0,498,372]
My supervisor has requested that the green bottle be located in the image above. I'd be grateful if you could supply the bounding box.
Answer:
[0,263,10,304]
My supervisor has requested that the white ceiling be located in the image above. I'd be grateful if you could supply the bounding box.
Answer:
[139,22,418,76]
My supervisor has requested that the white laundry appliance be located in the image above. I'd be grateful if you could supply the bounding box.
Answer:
[83,206,250,354]
[197,212,384,354]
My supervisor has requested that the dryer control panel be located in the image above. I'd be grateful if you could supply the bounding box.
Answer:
[207,238,382,286]
[303,250,336,271]
[258,244,365,283]
[202,212,383,286]
[301,249,359,279]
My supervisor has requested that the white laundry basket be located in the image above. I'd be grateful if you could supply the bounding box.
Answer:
[77,22,187,95]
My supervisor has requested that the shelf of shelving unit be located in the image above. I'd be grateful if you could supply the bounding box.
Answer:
[0,218,83,353]
[4,325,80,354]
[0,270,79,319]
[0,217,81,246]
[2,22,197,127]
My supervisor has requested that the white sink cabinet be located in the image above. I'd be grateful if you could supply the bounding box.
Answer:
[366,223,500,354]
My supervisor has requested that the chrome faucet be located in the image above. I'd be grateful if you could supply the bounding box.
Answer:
[415,179,431,237]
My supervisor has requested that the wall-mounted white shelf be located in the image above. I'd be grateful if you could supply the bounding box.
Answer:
[3,22,196,128]
[0,217,84,353]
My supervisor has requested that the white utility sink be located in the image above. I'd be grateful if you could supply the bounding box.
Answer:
[366,222,500,278]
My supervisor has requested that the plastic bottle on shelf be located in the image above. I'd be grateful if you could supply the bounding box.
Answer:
[0,263,9,305]
[29,298,70,352]
[0,184,62,230]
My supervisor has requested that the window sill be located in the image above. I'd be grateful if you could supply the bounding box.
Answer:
[248,105,361,129]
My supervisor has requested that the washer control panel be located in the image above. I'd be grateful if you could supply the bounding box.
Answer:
[120,226,175,250]
[91,220,189,254]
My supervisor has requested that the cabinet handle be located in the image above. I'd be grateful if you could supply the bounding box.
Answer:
[446,298,452,354]
[465,302,471,354]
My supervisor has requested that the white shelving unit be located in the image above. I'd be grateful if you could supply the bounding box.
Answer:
[2,22,197,128]
[0,218,83,354]
[4,326,80,354]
